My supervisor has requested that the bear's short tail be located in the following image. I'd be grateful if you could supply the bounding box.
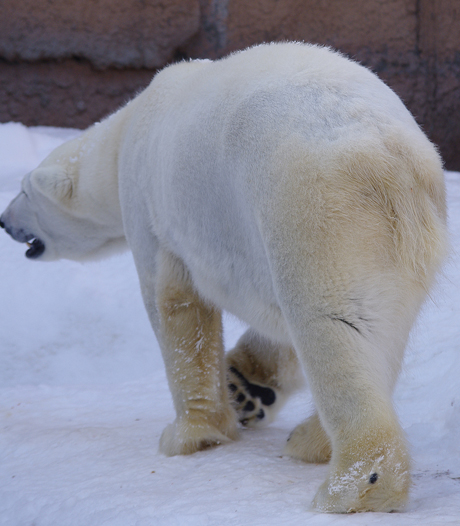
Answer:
[339,135,448,291]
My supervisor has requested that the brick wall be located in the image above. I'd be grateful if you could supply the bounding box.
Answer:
[0,0,458,169]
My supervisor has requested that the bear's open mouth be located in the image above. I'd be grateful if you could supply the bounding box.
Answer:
[25,237,45,259]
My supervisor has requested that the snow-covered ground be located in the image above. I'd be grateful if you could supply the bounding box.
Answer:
[0,122,459,525]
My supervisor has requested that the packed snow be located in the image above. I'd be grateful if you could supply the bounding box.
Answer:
[0,122,459,525]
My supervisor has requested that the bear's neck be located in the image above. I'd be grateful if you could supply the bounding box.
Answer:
[76,103,134,231]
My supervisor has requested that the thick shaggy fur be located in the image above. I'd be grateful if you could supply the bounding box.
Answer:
[0,43,447,513]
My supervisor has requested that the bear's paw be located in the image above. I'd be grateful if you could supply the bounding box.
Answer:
[285,413,332,464]
[159,412,239,456]
[311,434,411,513]
[227,366,278,427]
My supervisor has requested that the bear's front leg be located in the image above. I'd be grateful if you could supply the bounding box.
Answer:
[155,250,239,456]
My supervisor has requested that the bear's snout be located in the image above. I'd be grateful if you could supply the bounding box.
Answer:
[1,209,46,259]
[0,214,30,243]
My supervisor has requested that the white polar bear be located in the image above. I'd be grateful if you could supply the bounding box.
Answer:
[0,42,448,513]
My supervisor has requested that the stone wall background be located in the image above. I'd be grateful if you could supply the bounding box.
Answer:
[0,0,458,169]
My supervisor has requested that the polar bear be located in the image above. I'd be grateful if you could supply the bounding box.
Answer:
[0,42,447,513]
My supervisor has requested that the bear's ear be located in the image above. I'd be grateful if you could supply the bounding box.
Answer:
[30,166,74,203]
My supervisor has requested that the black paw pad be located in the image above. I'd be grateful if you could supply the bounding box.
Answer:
[243,401,255,412]
[227,366,277,426]
[229,367,276,406]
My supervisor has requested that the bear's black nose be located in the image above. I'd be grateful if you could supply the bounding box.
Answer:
[0,218,5,229]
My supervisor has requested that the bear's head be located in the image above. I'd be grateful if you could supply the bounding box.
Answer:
[1,135,126,261]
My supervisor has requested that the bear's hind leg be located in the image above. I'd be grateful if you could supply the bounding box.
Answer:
[156,250,239,456]
[290,313,412,513]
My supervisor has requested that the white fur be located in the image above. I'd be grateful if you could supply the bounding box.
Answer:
[1,42,448,513]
